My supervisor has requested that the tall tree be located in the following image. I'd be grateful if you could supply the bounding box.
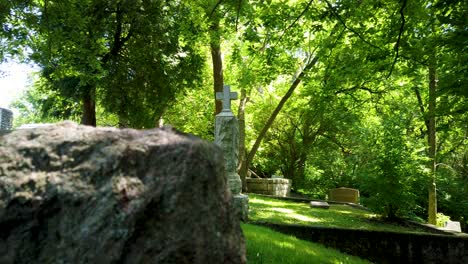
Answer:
[8,0,205,127]
[401,0,468,224]
[202,0,250,115]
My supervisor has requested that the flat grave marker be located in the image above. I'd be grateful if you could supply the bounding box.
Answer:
[444,221,462,232]
[310,201,330,209]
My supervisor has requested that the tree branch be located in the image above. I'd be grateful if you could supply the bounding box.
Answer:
[101,6,133,65]
[320,133,351,155]
[246,56,319,169]
[209,0,223,18]
[277,0,314,44]
[413,86,426,115]
[235,0,242,31]
[413,86,430,133]
[387,0,407,79]
[323,0,383,51]
[334,84,383,95]
[401,54,428,66]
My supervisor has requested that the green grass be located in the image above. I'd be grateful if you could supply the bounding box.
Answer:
[242,223,370,264]
[248,194,430,233]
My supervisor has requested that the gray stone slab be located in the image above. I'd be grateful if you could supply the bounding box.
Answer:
[444,221,462,232]
[310,201,330,209]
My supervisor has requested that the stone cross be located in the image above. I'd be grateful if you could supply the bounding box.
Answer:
[214,84,248,221]
[216,85,238,112]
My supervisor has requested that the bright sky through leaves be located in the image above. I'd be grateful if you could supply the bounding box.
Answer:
[0,61,36,110]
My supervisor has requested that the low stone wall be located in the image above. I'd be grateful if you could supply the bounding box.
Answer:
[254,222,468,264]
[246,178,291,197]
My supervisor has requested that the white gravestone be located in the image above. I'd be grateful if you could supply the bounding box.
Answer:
[215,85,248,221]
[444,221,462,232]
[310,201,330,209]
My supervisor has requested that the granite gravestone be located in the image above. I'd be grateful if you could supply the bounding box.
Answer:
[329,187,360,204]
[0,107,13,130]
[215,85,249,221]
[310,201,330,209]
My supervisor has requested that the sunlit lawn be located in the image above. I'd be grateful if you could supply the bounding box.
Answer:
[242,223,370,264]
[248,194,430,233]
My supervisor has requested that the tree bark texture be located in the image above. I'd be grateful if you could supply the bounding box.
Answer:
[237,88,249,192]
[210,19,224,115]
[81,86,96,127]
[427,53,437,225]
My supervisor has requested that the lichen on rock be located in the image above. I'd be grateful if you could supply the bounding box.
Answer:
[0,122,246,264]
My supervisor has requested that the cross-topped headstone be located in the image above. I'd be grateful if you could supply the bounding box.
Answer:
[216,85,238,112]
[214,84,248,221]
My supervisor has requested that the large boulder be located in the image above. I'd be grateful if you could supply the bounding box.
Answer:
[0,122,246,264]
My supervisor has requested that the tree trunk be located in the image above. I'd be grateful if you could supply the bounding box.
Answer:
[81,86,96,126]
[245,56,319,172]
[238,88,249,192]
[210,18,224,115]
[118,92,128,128]
[427,53,437,225]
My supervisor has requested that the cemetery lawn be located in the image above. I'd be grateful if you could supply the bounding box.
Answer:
[242,223,370,264]
[248,194,431,234]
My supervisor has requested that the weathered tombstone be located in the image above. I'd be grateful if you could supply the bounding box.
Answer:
[215,85,249,221]
[310,201,330,209]
[0,107,13,130]
[328,187,360,204]
[0,122,246,263]
[444,221,462,232]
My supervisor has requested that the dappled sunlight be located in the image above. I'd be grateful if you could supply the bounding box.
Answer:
[250,197,289,207]
[273,240,295,250]
[301,246,320,257]
[250,209,277,219]
[248,194,430,233]
[242,223,370,264]
[271,207,294,214]
[289,212,322,223]
[332,209,353,214]
[332,258,358,264]
[254,205,322,224]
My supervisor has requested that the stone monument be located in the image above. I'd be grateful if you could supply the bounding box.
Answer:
[0,107,13,130]
[215,85,249,221]
[328,187,360,204]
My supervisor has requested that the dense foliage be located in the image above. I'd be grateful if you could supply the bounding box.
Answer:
[3,0,467,228]
[4,0,205,127]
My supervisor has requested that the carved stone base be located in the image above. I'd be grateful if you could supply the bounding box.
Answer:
[232,194,249,222]
[227,172,242,194]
